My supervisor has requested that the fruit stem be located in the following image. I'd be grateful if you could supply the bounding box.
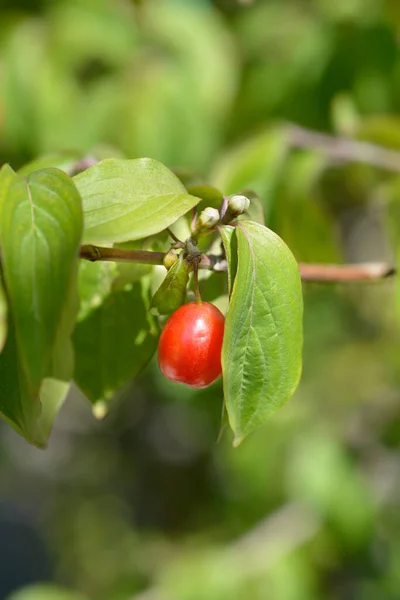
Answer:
[193,263,202,304]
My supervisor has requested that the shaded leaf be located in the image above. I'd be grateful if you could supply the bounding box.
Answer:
[77,261,116,322]
[0,315,38,440]
[0,166,82,446]
[0,167,83,393]
[0,313,71,448]
[74,158,200,243]
[151,255,192,315]
[187,184,224,211]
[73,281,159,404]
[222,221,303,444]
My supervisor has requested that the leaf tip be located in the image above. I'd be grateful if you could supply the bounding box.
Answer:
[232,433,244,448]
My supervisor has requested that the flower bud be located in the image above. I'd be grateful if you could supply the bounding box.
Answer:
[163,249,179,270]
[228,194,250,216]
[197,207,220,231]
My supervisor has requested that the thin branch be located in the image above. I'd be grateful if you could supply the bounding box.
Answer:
[298,262,395,282]
[287,124,400,173]
[80,244,165,265]
[66,124,400,183]
[79,244,395,283]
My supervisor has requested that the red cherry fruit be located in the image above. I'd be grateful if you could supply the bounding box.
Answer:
[158,302,225,389]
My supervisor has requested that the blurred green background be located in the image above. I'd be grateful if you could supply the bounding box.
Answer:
[1,0,400,599]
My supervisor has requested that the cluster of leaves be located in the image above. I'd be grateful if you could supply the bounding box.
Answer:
[0,156,303,447]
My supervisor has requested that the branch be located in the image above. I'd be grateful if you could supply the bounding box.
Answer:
[79,245,395,283]
[298,262,395,282]
[80,244,165,265]
[287,124,400,173]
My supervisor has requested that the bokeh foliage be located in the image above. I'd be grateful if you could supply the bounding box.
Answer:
[1,0,400,599]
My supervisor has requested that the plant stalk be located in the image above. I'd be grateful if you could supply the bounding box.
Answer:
[79,245,395,282]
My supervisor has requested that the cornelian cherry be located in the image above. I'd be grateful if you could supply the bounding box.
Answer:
[158,302,225,389]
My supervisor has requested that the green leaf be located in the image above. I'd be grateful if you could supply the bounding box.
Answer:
[218,225,237,297]
[35,378,71,445]
[0,167,83,394]
[0,313,71,447]
[222,221,303,445]
[0,277,7,354]
[187,184,224,211]
[74,158,201,243]
[0,166,81,445]
[73,281,159,404]
[77,260,116,322]
[151,254,192,315]
[0,315,38,440]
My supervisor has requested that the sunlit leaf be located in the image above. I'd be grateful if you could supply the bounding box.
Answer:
[74,158,200,243]
[222,221,303,444]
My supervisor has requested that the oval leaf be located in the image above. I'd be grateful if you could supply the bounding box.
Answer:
[0,167,83,394]
[74,158,201,243]
[73,281,159,404]
[222,220,303,445]
[151,255,192,315]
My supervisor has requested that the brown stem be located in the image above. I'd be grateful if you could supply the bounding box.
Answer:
[298,262,395,282]
[79,244,395,283]
[79,244,165,265]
